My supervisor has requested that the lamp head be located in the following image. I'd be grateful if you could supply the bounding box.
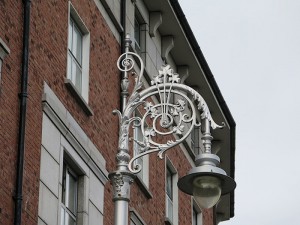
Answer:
[177,154,236,209]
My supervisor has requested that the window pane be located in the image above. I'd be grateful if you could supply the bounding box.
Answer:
[75,63,82,93]
[60,207,65,225]
[166,196,173,222]
[73,25,82,64]
[72,26,77,54]
[134,18,140,46]
[134,124,144,179]
[67,53,72,79]
[193,208,197,225]
[76,32,82,64]
[71,59,76,84]
[191,126,200,155]
[62,165,67,204]
[66,170,77,215]
[68,20,73,50]
[66,213,76,225]
[166,168,172,198]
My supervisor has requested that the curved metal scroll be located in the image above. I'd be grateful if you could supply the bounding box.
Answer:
[114,51,224,174]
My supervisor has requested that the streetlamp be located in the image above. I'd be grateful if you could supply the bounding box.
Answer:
[109,35,236,225]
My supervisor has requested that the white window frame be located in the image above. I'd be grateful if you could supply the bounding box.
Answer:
[67,2,90,102]
[68,17,83,93]
[191,125,201,156]
[39,84,108,225]
[61,163,78,225]
[134,8,146,57]
[0,37,10,86]
[165,159,178,225]
[134,16,141,54]
[130,208,146,225]
[166,167,174,222]
[192,201,203,225]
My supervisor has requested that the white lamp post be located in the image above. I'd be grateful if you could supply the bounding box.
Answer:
[109,35,236,225]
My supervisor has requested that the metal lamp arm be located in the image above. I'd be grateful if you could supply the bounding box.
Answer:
[126,82,224,174]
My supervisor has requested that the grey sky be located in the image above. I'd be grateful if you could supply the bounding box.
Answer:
[179,1,300,225]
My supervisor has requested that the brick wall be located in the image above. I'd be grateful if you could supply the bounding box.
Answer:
[0,1,24,224]
[0,1,214,225]
[1,0,120,224]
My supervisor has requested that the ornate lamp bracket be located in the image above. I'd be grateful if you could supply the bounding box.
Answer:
[113,35,224,175]
[109,35,232,225]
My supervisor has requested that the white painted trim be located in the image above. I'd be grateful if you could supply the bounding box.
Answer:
[92,0,122,43]
[192,199,203,225]
[67,2,91,102]
[130,207,147,225]
[42,82,108,184]
[165,157,178,225]
[0,37,10,59]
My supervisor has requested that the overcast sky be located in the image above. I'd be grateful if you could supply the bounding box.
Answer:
[178,1,300,225]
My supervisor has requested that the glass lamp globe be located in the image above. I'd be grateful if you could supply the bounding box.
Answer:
[192,176,221,209]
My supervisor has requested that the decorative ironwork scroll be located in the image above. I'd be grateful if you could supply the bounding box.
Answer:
[114,50,224,174]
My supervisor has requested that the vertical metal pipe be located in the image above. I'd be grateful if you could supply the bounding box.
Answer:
[120,35,131,112]
[120,0,128,112]
[110,1,133,225]
[114,200,129,225]
[14,0,31,225]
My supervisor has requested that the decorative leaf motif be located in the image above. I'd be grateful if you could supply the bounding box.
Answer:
[144,102,153,111]
[167,140,175,145]
[159,64,173,76]
[168,73,180,83]
[173,125,184,135]
[144,102,158,118]
[133,139,149,153]
[169,108,179,116]
[145,128,156,137]
[151,76,163,85]
[175,99,185,112]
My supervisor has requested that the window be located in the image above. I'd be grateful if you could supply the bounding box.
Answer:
[192,204,203,225]
[61,163,78,225]
[166,167,174,222]
[192,207,197,225]
[68,17,83,93]
[191,126,201,156]
[134,124,144,179]
[134,17,141,53]
[134,8,145,57]
[39,86,107,225]
[165,160,178,225]
[0,37,10,86]
[130,219,138,225]
[66,3,90,104]
[130,209,145,225]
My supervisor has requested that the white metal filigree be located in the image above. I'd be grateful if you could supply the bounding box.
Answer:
[108,35,233,225]
[113,42,224,175]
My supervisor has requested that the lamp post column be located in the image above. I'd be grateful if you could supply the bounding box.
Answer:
[108,114,135,225]
[109,35,236,224]
[108,35,135,225]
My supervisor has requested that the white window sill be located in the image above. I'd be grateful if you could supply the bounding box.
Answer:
[135,175,153,199]
[64,78,93,116]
